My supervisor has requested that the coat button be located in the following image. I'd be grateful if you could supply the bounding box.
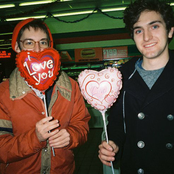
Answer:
[166,143,173,149]
[44,148,48,152]
[137,141,145,148]
[137,168,144,174]
[42,112,45,115]
[138,112,145,119]
[167,114,174,121]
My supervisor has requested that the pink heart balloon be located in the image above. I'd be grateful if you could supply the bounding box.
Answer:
[78,67,122,112]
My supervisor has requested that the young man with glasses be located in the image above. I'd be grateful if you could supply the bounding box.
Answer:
[0,18,90,174]
[99,0,174,173]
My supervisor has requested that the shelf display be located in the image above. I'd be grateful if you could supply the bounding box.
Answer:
[61,57,131,81]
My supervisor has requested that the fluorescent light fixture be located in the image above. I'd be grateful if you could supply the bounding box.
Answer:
[170,3,174,6]
[19,1,54,6]
[19,0,72,6]
[53,10,98,17]
[102,7,126,12]
[60,0,73,2]
[0,4,15,9]
[6,15,46,22]
[0,32,13,36]
[5,6,125,22]
[0,47,12,50]
[6,10,98,21]
[60,0,72,1]
[0,43,11,46]
[0,48,11,49]
[0,39,12,41]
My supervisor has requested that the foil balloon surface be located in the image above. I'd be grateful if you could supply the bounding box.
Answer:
[16,48,61,91]
[78,67,122,112]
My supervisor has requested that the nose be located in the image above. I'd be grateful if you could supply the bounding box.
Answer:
[34,42,41,53]
[143,29,152,41]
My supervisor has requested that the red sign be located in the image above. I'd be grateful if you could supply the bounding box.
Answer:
[0,50,11,59]
[103,46,128,60]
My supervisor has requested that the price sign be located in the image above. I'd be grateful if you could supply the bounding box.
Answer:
[103,46,128,60]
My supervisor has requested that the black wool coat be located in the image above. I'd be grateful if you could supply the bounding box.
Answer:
[108,50,174,174]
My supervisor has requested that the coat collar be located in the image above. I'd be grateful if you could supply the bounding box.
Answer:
[124,50,174,107]
[9,68,72,101]
[55,71,72,101]
[9,68,31,99]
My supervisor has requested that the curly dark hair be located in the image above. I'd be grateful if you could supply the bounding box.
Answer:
[124,0,174,39]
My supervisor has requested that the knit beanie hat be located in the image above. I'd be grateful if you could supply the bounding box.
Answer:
[11,18,53,52]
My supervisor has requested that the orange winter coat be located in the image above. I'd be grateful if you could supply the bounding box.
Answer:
[0,68,90,174]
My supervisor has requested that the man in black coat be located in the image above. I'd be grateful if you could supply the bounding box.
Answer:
[98,0,174,173]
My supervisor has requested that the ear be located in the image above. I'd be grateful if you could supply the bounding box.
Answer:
[15,42,21,53]
[168,27,174,38]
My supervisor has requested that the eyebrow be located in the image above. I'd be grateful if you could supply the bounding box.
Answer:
[133,20,162,31]
[23,38,48,41]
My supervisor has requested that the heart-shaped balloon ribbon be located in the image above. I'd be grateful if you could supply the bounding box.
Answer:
[16,48,61,91]
[78,67,122,112]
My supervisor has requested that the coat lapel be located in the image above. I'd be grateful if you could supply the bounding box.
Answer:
[125,70,150,103]
[124,51,174,108]
[144,55,174,106]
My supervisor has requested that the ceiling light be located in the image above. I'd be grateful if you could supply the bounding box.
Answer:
[101,7,126,12]
[0,4,15,9]
[0,32,13,36]
[19,0,72,6]
[0,39,11,42]
[19,0,55,6]
[0,43,11,46]
[60,0,72,1]
[0,47,11,49]
[6,10,98,21]
[6,15,46,22]
[5,7,123,22]
[53,10,98,17]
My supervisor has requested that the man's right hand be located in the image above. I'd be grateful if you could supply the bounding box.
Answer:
[98,140,119,166]
[35,116,59,142]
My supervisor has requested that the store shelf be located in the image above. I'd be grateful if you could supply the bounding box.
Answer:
[61,57,131,81]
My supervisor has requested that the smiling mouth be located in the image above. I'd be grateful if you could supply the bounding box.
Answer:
[144,43,157,48]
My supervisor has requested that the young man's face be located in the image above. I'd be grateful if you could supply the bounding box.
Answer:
[133,10,174,60]
[15,27,49,53]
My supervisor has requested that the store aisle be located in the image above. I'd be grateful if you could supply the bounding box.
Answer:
[73,128,103,174]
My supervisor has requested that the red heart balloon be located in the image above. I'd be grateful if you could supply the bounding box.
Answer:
[16,48,61,91]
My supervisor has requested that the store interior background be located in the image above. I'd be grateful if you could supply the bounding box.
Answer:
[0,0,174,173]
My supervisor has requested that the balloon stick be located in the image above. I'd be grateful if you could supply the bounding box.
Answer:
[43,94,55,157]
[101,110,115,174]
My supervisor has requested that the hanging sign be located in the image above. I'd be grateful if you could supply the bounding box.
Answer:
[103,46,128,60]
